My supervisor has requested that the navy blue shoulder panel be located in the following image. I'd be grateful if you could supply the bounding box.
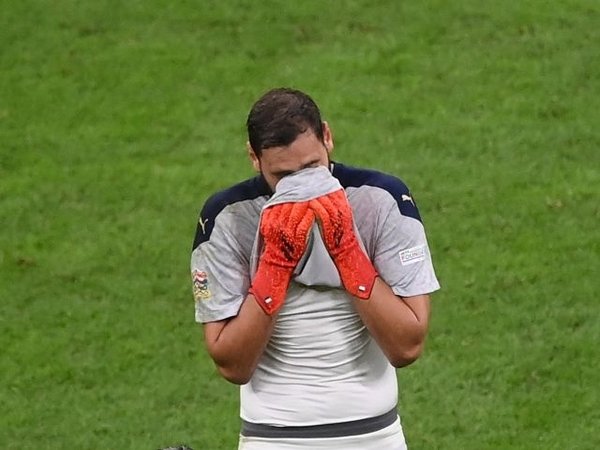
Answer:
[192,175,270,250]
[332,162,422,223]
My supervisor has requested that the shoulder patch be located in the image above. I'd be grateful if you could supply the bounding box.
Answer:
[192,269,212,300]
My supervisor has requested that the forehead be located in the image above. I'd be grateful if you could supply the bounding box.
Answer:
[260,131,323,169]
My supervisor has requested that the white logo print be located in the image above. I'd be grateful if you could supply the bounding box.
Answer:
[401,194,414,205]
[198,217,209,234]
[399,245,426,265]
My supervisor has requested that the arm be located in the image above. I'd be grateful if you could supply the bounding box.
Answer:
[309,188,437,368]
[203,294,276,385]
[353,279,430,368]
[201,201,315,384]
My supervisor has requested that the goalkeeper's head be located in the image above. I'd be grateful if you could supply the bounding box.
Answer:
[246,87,326,156]
[245,88,334,191]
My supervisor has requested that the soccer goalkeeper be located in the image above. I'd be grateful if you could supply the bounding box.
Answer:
[190,88,440,450]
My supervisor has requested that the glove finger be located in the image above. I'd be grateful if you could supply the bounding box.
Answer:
[277,203,299,240]
[271,202,295,219]
[314,192,347,229]
[259,207,276,236]
[309,198,333,230]
[295,208,315,243]
[287,201,310,229]
[261,203,291,235]
[322,191,355,234]
[317,191,358,251]
[319,190,350,220]
[309,197,339,249]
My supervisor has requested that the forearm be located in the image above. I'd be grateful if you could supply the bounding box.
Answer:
[354,277,430,368]
[203,294,276,384]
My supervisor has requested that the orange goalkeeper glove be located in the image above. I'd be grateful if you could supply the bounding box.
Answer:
[309,190,378,299]
[249,201,315,315]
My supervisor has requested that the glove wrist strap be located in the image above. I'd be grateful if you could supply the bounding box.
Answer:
[334,245,377,300]
[250,261,293,315]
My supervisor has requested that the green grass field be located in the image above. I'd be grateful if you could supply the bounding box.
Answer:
[1,1,599,448]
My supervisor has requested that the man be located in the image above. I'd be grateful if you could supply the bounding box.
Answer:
[190,88,440,449]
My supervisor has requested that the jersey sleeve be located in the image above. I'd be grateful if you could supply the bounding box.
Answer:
[372,189,440,298]
[190,197,251,323]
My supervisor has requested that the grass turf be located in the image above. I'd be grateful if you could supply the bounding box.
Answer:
[1,1,599,448]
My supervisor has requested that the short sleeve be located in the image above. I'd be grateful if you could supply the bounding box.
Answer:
[372,195,440,298]
[190,199,254,323]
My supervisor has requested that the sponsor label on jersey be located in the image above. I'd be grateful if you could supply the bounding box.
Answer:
[399,245,426,266]
[192,269,212,300]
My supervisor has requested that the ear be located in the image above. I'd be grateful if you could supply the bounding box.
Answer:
[322,121,334,154]
[247,141,260,172]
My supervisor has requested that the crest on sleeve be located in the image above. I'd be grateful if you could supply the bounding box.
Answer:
[192,269,212,300]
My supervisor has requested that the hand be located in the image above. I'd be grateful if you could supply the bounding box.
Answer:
[309,190,377,299]
[249,201,315,314]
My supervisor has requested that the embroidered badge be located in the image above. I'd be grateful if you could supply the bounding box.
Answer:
[399,245,426,266]
[192,269,212,300]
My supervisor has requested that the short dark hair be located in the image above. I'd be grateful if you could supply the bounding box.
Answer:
[246,88,324,156]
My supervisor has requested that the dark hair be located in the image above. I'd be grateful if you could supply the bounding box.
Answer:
[246,88,324,156]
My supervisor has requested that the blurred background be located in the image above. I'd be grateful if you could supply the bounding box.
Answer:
[1,1,598,448]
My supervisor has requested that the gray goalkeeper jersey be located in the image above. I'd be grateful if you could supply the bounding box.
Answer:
[190,162,440,427]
